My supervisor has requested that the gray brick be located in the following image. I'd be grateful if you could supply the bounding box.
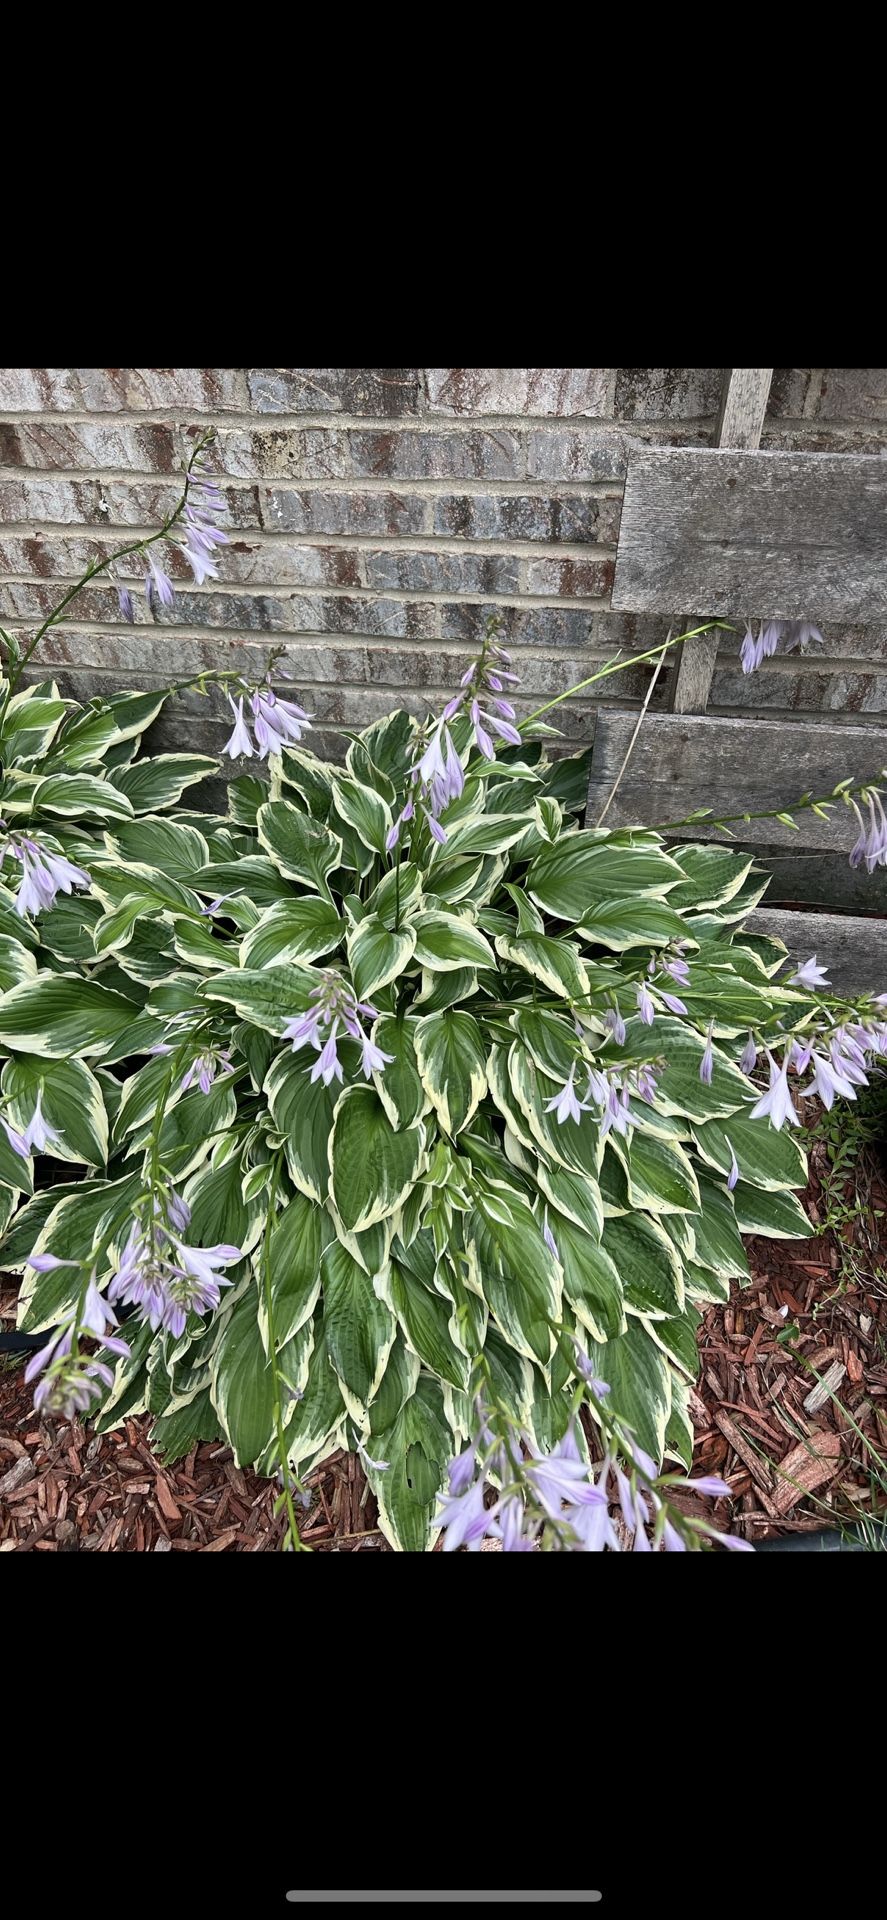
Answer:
[524,556,615,598]
[816,369,887,423]
[364,550,520,595]
[0,368,249,412]
[614,368,724,420]
[432,492,621,543]
[264,488,427,536]
[527,428,629,483]
[0,474,261,531]
[348,428,525,480]
[425,369,615,417]
[0,418,182,472]
[220,427,353,481]
[247,368,421,416]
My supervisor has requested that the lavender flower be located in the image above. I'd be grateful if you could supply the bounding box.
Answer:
[543,1064,583,1126]
[18,1090,61,1154]
[108,1192,241,1337]
[435,1477,494,1552]
[637,982,655,1025]
[604,1006,626,1046]
[749,1049,799,1130]
[699,1021,715,1085]
[223,695,254,759]
[180,1046,232,1096]
[740,1031,758,1074]
[541,1209,560,1261]
[658,989,688,1016]
[117,585,135,623]
[24,1270,130,1420]
[726,1140,740,1191]
[848,791,887,872]
[790,953,830,990]
[145,549,176,613]
[1,1113,31,1160]
[282,971,391,1088]
[805,1048,858,1109]
[1,834,91,919]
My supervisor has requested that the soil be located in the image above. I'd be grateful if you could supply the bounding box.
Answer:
[3,1122,886,1553]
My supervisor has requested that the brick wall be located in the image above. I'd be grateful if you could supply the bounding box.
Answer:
[1,367,886,763]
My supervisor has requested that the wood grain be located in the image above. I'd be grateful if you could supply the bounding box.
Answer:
[743,908,887,993]
[612,447,887,622]
[584,711,887,850]
[667,369,773,715]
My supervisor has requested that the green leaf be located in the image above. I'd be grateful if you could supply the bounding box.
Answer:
[413,1009,487,1137]
[257,1191,331,1350]
[265,1050,339,1202]
[0,934,38,991]
[527,834,685,919]
[103,814,210,880]
[667,844,755,913]
[731,1180,814,1240]
[691,1174,750,1278]
[495,929,590,1002]
[347,913,416,1000]
[210,1290,276,1468]
[330,773,393,856]
[151,1387,221,1460]
[589,1318,670,1464]
[507,1040,603,1183]
[364,1376,451,1552]
[328,1086,425,1232]
[388,1258,469,1390]
[257,799,342,901]
[692,1111,808,1192]
[412,910,496,973]
[0,974,138,1057]
[534,1159,604,1242]
[109,754,219,813]
[30,771,135,821]
[619,1130,701,1214]
[551,1212,625,1342]
[1,1055,109,1166]
[51,689,167,768]
[371,1015,426,1129]
[183,1154,252,1255]
[466,1187,561,1364]
[602,1213,684,1319]
[239,897,343,970]
[200,964,320,1034]
[577,896,693,951]
[613,1015,756,1121]
[320,1239,396,1418]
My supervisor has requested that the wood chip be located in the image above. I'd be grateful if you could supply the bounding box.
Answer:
[803,1360,847,1414]
[770,1430,843,1516]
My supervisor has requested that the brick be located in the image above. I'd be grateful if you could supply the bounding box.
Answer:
[348,428,525,480]
[247,368,421,416]
[0,474,261,530]
[816,368,887,423]
[0,532,364,591]
[364,549,520,595]
[0,418,181,472]
[432,493,621,544]
[425,369,615,417]
[221,427,353,480]
[263,488,427,536]
[0,368,249,412]
[614,368,724,419]
[527,428,629,483]
[524,556,615,598]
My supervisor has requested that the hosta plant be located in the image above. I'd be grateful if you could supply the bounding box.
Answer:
[2,447,884,1551]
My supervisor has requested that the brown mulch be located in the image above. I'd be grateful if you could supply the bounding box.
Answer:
[3,1115,887,1552]
[693,1124,887,1543]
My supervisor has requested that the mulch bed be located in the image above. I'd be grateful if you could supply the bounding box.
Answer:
[3,1118,886,1553]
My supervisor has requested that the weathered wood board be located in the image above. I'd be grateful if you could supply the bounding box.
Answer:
[744,908,887,995]
[584,712,887,851]
[611,448,887,622]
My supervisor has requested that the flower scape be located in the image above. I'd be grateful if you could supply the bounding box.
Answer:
[1,438,884,1551]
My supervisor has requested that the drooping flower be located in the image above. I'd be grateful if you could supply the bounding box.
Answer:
[360,1029,396,1079]
[848,790,887,872]
[223,695,254,759]
[604,1006,626,1046]
[282,971,390,1089]
[790,954,830,990]
[180,1047,233,1096]
[23,1271,130,1420]
[544,1064,582,1126]
[726,1140,740,1191]
[699,1021,715,1085]
[108,1192,241,1336]
[805,1049,858,1110]
[2,834,91,919]
[145,549,176,613]
[117,585,135,623]
[740,1031,758,1075]
[435,1476,494,1552]
[19,1090,61,1153]
[748,1049,799,1130]
[636,982,655,1025]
